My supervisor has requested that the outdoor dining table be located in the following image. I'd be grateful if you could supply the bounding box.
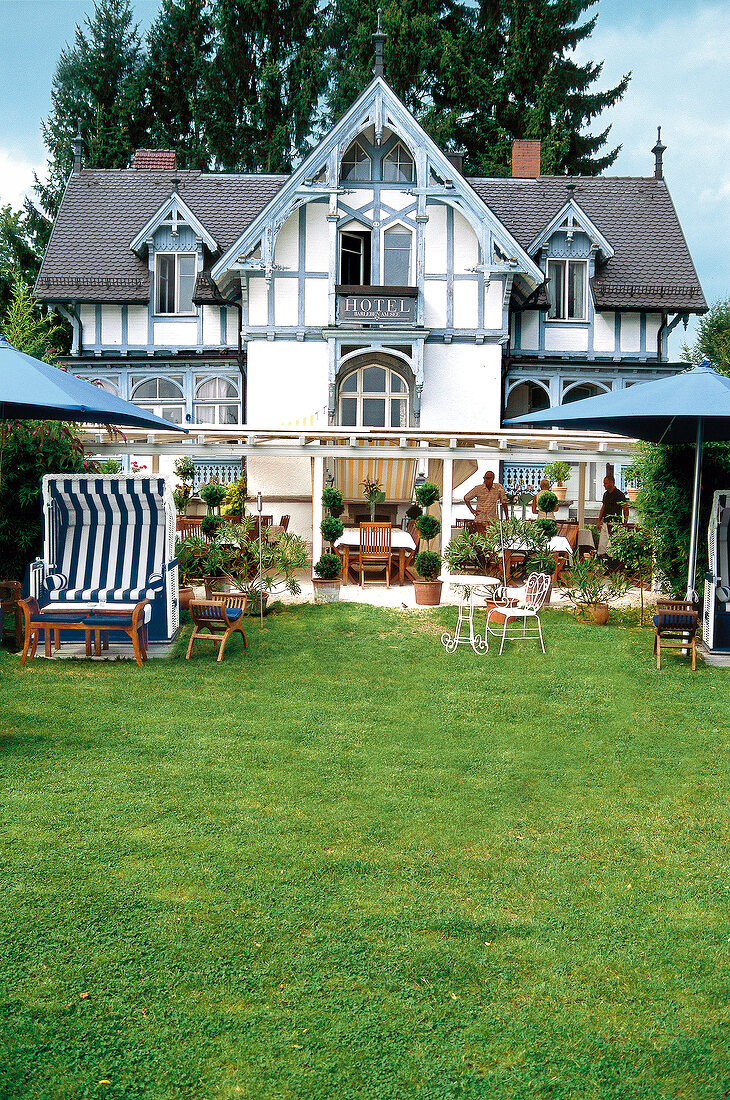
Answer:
[441,574,502,654]
[335,527,416,585]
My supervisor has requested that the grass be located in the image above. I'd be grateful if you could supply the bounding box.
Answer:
[1,602,729,1099]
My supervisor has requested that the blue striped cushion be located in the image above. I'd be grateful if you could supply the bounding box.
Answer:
[653,614,696,628]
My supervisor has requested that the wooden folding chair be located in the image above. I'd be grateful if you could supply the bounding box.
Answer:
[186,598,248,661]
[653,599,698,670]
[358,523,392,587]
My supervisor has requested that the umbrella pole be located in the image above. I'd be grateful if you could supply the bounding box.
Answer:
[685,420,704,601]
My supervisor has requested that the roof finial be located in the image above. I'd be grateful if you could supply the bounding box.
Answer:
[372,8,386,79]
[652,126,666,180]
[72,118,85,174]
[171,174,180,194]
[566,177,576,199]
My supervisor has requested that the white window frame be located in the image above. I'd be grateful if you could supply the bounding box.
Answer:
[382,225,412,286]
[383,142,415,183]
[155,252,197,316]
[341,141,371,183]
[546,258,588,321]
[337,365,410,429]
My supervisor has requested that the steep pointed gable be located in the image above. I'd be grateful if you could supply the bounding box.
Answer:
[130,190,218,256]
[528,197,614,262]
[211,77,544,292]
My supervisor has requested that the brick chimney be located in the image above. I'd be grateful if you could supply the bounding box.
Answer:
[511,140,541,178]
[445,151,464,174]
[133,149,177,171]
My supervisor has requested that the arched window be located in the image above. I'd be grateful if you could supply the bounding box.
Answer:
[562,381,609,404]
[341,141,371,183]
[194,377,240,425]
[132,377,184,424]
[338,364,409,428]
[89,378,118,396]
[505,381,550,419]
[383,142,414,183]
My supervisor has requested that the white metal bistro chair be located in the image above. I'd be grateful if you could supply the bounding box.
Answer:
[485,572,551,655]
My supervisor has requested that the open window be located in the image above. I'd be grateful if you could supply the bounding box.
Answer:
[546,259,587,320]
[156,253,196,315]
[340,230,371,286]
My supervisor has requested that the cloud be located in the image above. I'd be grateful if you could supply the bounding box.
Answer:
[0,147,45,210]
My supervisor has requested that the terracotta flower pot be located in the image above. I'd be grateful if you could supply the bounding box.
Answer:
[178,586,194,612]
[413,578,443,606]
[553,486,568,501]
[626,487,640,503]
[576,601,609,625]
[312,577,341,604]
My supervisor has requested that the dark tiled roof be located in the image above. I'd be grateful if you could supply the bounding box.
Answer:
[35,169,287,302]
[36,168,705,314]
[469,175,706,312]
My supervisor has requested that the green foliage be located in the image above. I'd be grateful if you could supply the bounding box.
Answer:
[543,460,572,486]
[97,458,123,473]
[1,273,63,362]
[535,517,558,538]
[561,555,629,609]
[537,489,559,514]
[414,481,440,508]
[174,535,200,587]
[443,529,499,575]
[0,207,45,315]
[222,474,248,516]
[630,441,730,595]
[200,513,223,538]
[313,551,342,579]
[0,422,90,580]
[608,523,655,623]
[322,486,343,510]
[172,455,197,484]
[405,503,422,520]
[681,297,730,375]
[320,515,344,547]
[414,512,441,544]
[199,480,228,512]
[414,549,441,580]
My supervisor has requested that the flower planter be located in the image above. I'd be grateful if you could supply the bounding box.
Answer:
[413,578,443,606]
[575,601,609,625]
[312,577,341,604]
[553,486,568,502]
[626,487,640,503]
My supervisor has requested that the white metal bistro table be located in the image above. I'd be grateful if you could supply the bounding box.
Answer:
[441,574,501,654]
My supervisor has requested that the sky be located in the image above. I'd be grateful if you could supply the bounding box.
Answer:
[0,0,728,355]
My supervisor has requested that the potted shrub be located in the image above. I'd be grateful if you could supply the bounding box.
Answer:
[561,556,630,624]
[174,536,198,611]
[608,524,654,624]
[622,459,642,504]
[241,530,309,614]
[362,475,386,521]
[199,479,228,515]
[312,552,343,603]
[443,527,500,576]
[543,461,572,502]
[534,517,558,539]
[536,488,559,517]
[314,488,344,601]
[413,550,443,605]
[222,474,248,523]
[173,456,196,516]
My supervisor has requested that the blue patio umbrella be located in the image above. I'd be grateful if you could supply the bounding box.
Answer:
[0,332,187,432]
[506,361,730,597]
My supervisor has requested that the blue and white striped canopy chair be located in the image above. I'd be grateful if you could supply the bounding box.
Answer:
[27,475,179,643]
[703,490,730,652]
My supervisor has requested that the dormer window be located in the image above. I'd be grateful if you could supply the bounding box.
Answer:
[341,142,371,183]
[156,253,196,315]
[546,259,587,320]
[383,142,414,183]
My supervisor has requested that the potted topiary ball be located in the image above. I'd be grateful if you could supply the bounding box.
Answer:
[536,489,559,517]
[543,461,572,502]
[413,550,443,605]
[312,551,342,603]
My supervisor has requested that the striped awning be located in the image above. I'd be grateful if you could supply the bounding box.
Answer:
[335,440,417,503]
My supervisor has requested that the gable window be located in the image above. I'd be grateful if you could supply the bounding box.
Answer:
[195,377,240,425]
[341,142,371,183]
[546,259,587,320]
[338,365,409,428]
[383,228,411,285]
[383,142,414,183]
[156,253,196,315]
[340,231,371,286]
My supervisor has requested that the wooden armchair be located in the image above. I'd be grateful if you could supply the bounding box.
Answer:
[0,580,23,650]
[186,597,248,662]
[653,599,698,670]
[358,523,392,587]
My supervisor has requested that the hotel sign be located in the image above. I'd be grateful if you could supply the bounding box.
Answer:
[337,286,417,324]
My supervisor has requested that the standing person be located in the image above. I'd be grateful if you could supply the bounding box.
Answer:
[464,470,508,532]
[596,475,629,555]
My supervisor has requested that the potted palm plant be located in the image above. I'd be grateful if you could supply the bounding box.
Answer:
[543,461,572,502]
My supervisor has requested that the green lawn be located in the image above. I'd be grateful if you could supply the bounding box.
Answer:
[1,603,729,1099]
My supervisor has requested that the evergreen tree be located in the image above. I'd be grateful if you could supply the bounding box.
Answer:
[681,298,730,376]
[204,0,328,173]
[0,206,44,316]
[35,0,148,223]
[144,0,214,169]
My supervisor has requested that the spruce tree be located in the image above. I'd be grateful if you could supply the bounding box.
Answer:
[145,0,214,169]
[35,0,148,223]
[204,0,327,173]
